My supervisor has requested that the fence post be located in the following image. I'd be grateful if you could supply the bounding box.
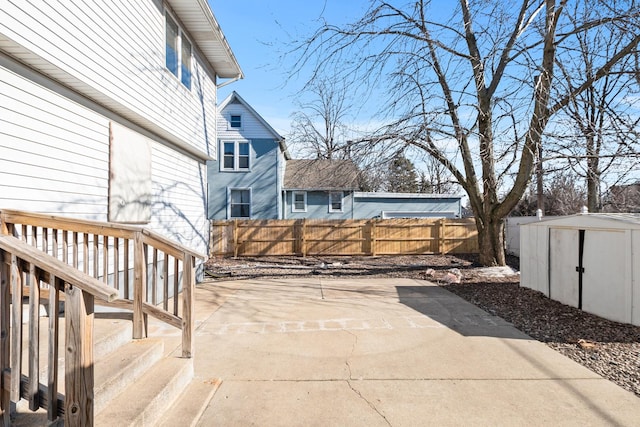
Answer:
[181,253,195,358]
[301,219,307,257]
[370,220,377,256]
[64,285,94,427]
[233,220,239,258]
[132,232,147,339]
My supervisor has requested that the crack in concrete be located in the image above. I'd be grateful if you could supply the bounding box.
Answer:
[343,330,391,425]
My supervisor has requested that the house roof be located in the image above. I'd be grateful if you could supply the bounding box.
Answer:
[354,192,463,200]
[219,91,291,159]
[284,159,360,191]
[167,0,243,79]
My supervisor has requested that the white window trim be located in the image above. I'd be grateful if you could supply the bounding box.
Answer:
[228,114,243,130]
[329,191,344,213]
[292,191,307,212]
[165,10,193,90]
[227,187,252,219]
[220,140,251,171]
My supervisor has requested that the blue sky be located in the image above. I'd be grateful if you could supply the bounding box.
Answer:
[210,1,372,136]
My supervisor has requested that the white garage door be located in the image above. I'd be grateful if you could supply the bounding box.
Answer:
[549,228,580,308]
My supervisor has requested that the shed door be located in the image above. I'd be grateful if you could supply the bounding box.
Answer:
[549,228,579,308]
[582,230,627,323]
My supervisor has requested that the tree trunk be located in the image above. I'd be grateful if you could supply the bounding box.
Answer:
[476,215,506,266]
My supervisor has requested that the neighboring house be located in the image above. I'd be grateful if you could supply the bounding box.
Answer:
[0,0,242,259]
[353,192,462,219]
[603,182,640,213]
[283,159,361,219]
[207,91,290,220]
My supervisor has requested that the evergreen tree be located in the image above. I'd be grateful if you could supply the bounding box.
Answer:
[387,153,418,192]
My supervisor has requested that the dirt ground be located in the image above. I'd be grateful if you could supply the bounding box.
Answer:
[204,254,640,398]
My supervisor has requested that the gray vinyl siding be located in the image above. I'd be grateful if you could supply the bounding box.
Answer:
[0,0,217,157]
[0,63,109,218]
[285,191,355,220]
[0,60,209,255]
[353,196,462,218]
[207,139,280,220]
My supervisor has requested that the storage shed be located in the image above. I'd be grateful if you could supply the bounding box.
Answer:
[520,214,640,325]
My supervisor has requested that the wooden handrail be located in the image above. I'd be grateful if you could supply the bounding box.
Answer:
[0,235,118,302]
[0,210,205,259]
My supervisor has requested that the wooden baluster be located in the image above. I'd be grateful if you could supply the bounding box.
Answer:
[163,253,169,311]
[152,249,158,305]
[63,231,69,265]
[181,254,195,358]
[28,262,39,410]
[73,232,78,270]
[64,284,94,426]
[123,239,129,299]
[93,234,99,279]
[48,234,60,421]
[10,254,22,403]
[173,258,179,315]
[21,224,27,242]
[102,236,109,285]
[83,233,89,275]
[113,237,119,291]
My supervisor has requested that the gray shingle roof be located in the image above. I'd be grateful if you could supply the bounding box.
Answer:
[283,159,360,191]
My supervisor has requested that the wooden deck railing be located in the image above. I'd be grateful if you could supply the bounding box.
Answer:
[1,234,118,426]
[0,209,204,425]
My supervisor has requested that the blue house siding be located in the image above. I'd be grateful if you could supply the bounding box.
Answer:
[208,138,281,219]
[353,195,462,218]
[284,191,355,219]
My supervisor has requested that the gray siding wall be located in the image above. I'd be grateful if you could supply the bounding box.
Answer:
[285,191,355,220]
[353,197,461,219]
[0,0,218,157]
[0,56,209,256]
[207,139,280,220]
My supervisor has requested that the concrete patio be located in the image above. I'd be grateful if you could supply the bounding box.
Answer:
[183,277,640,426]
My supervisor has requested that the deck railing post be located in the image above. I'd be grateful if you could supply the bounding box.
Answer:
[64,284,94,427]
[181,253,195,358]
[0,249,10,426]
[132,232,147,339]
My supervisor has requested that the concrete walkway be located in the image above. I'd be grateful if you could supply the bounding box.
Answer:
[191,277,640,426]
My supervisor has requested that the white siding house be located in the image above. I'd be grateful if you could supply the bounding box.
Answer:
[0,0,242,259]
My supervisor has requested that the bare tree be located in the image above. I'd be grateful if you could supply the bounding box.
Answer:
[291,0,640,265]
[288,78,353,160]
[545,1,640,212]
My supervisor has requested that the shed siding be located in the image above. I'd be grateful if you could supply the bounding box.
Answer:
[0,0,217,157]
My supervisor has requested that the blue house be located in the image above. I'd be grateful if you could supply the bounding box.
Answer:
[208,92,463,220]
[207,92,290,219]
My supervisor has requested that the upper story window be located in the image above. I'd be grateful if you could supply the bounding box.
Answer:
[292,191,307,212]
[222,140,250,171]
[230,115,242,128]
[165,12,192,90]
[329,191,343,213]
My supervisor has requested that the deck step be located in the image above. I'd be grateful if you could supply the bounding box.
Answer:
[156,378,222,427]
[95,356,194,427]
[94,338,165,414]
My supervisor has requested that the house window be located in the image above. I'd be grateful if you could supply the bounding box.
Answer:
[292,191,307,212]
[165,12,192,90]
[329,191,343,212]
[221,141,250,171]
[230,115,242,128]
[229,189,251,218]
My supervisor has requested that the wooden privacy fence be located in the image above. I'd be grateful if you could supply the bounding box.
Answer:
[210,218,479,257]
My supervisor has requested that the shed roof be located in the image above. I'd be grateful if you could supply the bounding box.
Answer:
[283,159,360,191]
[524,213,640,229]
